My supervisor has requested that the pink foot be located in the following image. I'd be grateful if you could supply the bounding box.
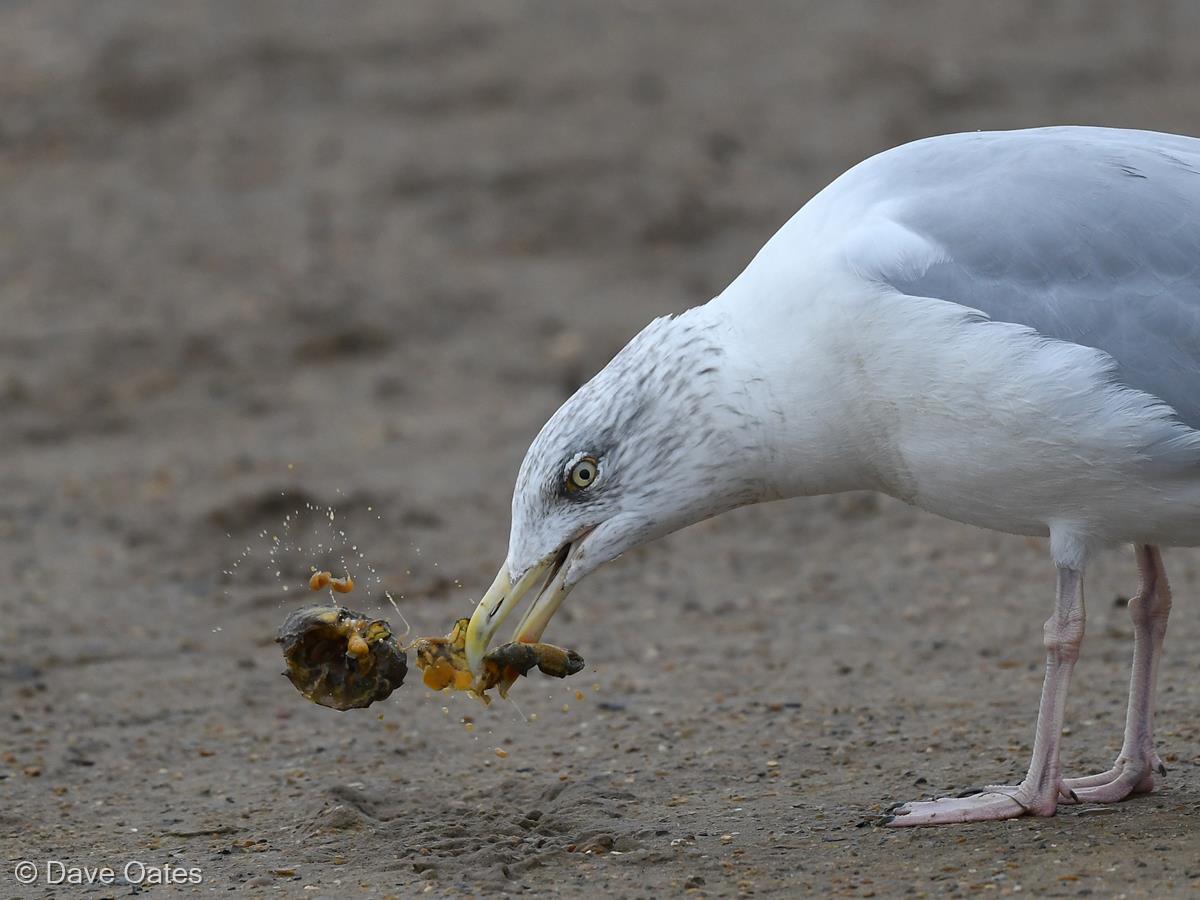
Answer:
[884,783,1059,827]
[1061,755,1163,804]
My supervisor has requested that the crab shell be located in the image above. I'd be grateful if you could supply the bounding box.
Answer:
[277,605,408,711]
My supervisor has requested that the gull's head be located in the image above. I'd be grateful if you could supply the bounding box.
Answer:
[465,309,765,673]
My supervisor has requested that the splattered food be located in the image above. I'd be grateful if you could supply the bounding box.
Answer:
[412,618,476,692]
[309,570,354,593]
[411,618,585,701]
[277,606,407,710]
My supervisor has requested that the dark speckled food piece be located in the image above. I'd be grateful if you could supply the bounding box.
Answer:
[479,641,585,698]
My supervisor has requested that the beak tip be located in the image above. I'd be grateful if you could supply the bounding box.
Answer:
[463,619,485,675]
[464,563,514,675]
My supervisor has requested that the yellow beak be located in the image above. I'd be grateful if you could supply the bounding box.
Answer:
[464,550,575,675]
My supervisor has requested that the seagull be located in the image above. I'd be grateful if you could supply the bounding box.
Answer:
[464,126,1199,825]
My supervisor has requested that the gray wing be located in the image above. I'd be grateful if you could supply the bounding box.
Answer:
[859,127,1200,429]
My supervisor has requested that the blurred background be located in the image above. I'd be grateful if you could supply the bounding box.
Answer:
[3,2,1199,896]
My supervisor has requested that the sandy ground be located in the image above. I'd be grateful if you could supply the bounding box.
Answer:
[2,2,1199,897]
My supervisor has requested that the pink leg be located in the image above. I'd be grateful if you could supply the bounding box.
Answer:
[886,565,1085,826]
[1061,545,1170,804]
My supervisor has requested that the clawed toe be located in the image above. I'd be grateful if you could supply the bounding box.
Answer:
[1056,784,1079,803]
[885,785,1048,826]
[1061,755,1162,804]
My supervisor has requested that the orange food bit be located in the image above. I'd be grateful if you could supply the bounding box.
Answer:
[419,659,474,692]
[421,659,455,691]
[308,571,353,593]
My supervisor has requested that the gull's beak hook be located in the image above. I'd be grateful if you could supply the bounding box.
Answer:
[464,545,575,675]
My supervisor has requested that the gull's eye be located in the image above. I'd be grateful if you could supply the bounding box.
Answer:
[566,456,599,492]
